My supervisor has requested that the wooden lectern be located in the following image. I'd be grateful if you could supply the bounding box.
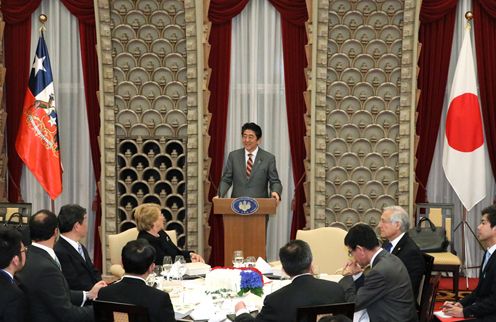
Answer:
[213,198,277,266]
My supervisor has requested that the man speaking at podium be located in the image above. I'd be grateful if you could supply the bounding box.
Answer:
[216,122,282,201]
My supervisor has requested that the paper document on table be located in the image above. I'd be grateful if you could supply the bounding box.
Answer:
[185,262,211,275]
[433,311,475,321]
[255,257,272,274]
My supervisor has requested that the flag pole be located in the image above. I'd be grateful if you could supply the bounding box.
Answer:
[39,13,55,213]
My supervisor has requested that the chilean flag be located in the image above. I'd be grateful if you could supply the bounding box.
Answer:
[15,34,62,200]
[442,27,486,211]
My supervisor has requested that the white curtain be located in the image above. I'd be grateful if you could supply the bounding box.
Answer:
[426,0,495,277]
[21,0,96,257]
[225,0,294,261]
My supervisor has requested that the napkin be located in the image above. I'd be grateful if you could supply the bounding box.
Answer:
[167,261,182,279]
[189,298,227,321]
[254,257,272,274]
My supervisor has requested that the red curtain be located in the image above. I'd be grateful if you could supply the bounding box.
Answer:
[59,0,102,270]
[473,0,496,179]
[207,0,250,266]
[268,0,308,238]
[415,0,457,203]
[1,0,42,202]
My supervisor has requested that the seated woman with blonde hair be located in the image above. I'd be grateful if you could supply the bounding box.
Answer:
[134,203,204,265]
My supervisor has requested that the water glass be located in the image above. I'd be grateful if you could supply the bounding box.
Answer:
[244,256,256,268]
[232,250,244,268]
[175,255,186,264]
[162,256,173,276]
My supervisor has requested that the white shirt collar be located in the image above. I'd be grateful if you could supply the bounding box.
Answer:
[291,272,312,281]
[60,234,81,253]
[122,274,146,283]
[31,242,58,262]
[487,243,496,256]
[245,147,259,162]
[1,269,13,280]
[370,248,383,268]
[389,232,405,251]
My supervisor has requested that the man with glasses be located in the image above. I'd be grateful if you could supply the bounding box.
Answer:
[0,228,26,322]
[340,223,418,322]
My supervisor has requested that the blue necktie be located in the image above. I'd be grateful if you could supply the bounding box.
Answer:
[482,251,491,271]
[383,242,392,253]
[77,243,85,261]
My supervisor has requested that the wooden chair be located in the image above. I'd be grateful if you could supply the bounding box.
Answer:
[108,227,177,278]
[93,300,149,322]
[296,227,349,275]
[417,253,434,311]
[418,275,441,322]
[416,203,461,299]
[297,302,354,322]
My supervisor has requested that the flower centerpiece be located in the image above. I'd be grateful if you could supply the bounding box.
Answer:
[205,267,264,298]
[238,268,263,296]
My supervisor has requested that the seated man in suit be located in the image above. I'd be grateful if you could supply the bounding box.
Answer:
[216,122,282,200]
[98,239,175,322]
[234,240,345,322]
[0,228,26,322]
[339,224,418,322]
[378,206,425,299]
[443,205,496,321]
[17,209,106,322]
[55,204,102,291]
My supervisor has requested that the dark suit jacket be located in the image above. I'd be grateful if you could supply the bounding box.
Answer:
[16,245,93,322]
[0,270,25,322]
[218,148,283,198]
[138,230,190,265]
[235,274,345,322]
[55,236,101,291]
[460,250,496,321]
[340,250,418,322]
[98,277,175,322]
[391,233,425,300]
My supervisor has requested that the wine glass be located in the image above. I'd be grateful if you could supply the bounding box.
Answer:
[174,255,186,264]
[162,256,173,277]
[232,250,244,268]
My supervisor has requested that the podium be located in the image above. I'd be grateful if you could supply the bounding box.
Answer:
[213,198,277,266]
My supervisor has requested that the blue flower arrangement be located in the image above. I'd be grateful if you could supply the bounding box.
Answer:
[238,268,264,297]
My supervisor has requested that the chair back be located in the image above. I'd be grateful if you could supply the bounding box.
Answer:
[418,275,440,322]
[93,300,149,322]
[296,227,348,274]
[417,253,434,306]
[297,302,354,322]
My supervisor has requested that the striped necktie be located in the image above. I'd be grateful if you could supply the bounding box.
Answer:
[246,153,253,177]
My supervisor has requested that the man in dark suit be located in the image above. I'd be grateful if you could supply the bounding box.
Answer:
[98,239,175,322]
[378,206,425,299]
[234,240,345,322]
[443,205,496,321]
[17,209,106,322]
[217,122,282,200]
[0,228,26,322]
[340,224,418,322]
[55,204,102,291]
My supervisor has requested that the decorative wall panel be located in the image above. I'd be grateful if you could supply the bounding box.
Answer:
[313,0,417,229]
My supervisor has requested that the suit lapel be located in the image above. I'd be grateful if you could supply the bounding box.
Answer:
[249,149,264,180]
[482,251,495,278]
[392,234,407,255]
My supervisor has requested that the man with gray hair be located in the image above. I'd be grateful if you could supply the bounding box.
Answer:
[378,206,425,299]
